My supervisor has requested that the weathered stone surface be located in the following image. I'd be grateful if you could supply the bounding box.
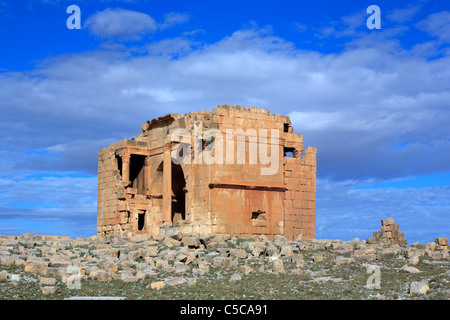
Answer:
[0,270,8,281]
[121,270,138,282]
[409,281,430,295]
[213,256,233,267]
[97,270,113,282]
[151,281,165,290]
[435,238,448,246]
[401,266,421,273]
[313,253,324,263]
[272,259,285,273]
[334,256,355,266]
[97,105,317,241]
[381,218,395,226]
[42,286,57,295]
[182,237,200,248]
[408,254,420,265]
[165,277,187,287]
[1,230,448,301]
[24,260,49,275]
[239,265,253,275]
[229,249,247,259]
[40,277,57,286]
[230,273,242,282]
[376,250,396,261]
[292,254,304,268]
[368,218,407,246]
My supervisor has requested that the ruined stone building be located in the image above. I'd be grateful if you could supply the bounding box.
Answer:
[97,105,316,241]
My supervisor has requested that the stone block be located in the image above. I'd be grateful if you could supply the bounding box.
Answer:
[376,250,396,261]
[272,258,285,273]
[40,277,57,286]
[42,286,57,295]
[151,281,165,290]
[381,217,395,226]
[409,281,430,295]
[435,238,449,246]
[0,270,8,282]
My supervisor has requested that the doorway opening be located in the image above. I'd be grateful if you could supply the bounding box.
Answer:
[171,164,186,223]
[130,154,146,195]
[138,211,146,231]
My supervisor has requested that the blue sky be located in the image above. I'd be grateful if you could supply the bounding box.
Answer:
[0,0,449,243]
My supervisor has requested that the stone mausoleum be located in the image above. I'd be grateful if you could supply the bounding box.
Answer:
[97,105,316,240]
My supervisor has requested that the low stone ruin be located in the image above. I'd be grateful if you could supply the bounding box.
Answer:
[366,217,407,246]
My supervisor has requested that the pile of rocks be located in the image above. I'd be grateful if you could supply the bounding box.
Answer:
[366,218,407,246]
[0,231,448,297]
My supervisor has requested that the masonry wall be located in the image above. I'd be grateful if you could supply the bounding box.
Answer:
[97,146,121,236]
[211,188,284,238]
[283,146,317,240]
[97,104,317,240]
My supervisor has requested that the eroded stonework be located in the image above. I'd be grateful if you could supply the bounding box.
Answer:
[97,105,316,240]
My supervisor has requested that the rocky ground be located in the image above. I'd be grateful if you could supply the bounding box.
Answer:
[0,232,449,300]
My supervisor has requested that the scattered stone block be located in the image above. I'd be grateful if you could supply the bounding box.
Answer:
[408,254,420,265]
[0,270,8,281]
[212,256,233,267]
[313,253,323,263]
[182,237,200,248]
[280,245,293,257]
[435,237,448,246]
[401,266,421,273]
[165,277,187,287]
[239,265,253,275]
[192,268,205,276]
[229,249,247,259]
[272,259,285,273]
[97,270,113,282]
[24,260,49,275]
[334,256,355,266]
[151,281,165,290]
[409,281,430,295]
[230,273,242,282]
[292,255,304,268]
[40,277,57,286]
[42,286,57,295]
[376,250,396,261]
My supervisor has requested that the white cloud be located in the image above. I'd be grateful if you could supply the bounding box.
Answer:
[1,25,450,239]
[1,27,449,182]
[159,12,190,30]
[416,11,450,42]
[386,4,422,24]
[84,8,157,40]
[0,173,97,211]
[83,9,191,41]
[145,37,198,56]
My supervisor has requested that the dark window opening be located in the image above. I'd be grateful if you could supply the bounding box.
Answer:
[138,212,146,231]
[252,210,266,220]
[116,155,123,177]
[283,123,292,133]
[284,147,297,158]
[130,154,146,195]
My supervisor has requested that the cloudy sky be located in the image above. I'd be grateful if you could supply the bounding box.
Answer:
[0,0,449,243]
